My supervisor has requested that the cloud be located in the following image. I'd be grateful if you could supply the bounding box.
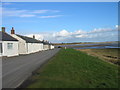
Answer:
[25,26,118,43]
[2,2,13,5]
[2,7,62,18]
[54,29,71,37]
[75,34,88,38]
[115,25,120,30]
[90,28,114,33]
[115,25,118,28]
[2,8,28,17]
[32,10,49,14]
[39,15,63,18]
[19,14,36,17]
[74,30,86,34]
[32,10,60,14]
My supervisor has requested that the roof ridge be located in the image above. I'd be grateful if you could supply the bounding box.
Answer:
[16,34,42,43]
[16,34,39,40]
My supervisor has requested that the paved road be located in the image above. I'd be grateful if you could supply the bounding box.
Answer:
[2,48,60,88]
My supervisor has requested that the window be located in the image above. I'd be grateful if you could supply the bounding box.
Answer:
[7,43,13,49]
[0,43,2,53]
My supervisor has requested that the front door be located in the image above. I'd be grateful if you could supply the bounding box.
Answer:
[0,43,2,55]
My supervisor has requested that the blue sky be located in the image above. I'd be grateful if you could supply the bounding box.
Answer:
[1,2,118,43]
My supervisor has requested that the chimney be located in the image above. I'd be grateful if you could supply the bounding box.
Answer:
[2,27,5,32]
[33,35,35,39]
[11,27,15,34]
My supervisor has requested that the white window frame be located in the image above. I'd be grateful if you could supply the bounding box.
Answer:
[7,43,13,50]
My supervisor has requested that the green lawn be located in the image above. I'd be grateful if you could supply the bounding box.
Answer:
[26,48,119,88]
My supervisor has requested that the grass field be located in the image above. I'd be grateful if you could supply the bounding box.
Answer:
[25,48,119,88]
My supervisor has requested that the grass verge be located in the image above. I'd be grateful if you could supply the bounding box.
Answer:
[25,48,119,88]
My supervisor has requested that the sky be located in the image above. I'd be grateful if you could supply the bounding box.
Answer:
[2,0,119,2]
[1,2,119,43]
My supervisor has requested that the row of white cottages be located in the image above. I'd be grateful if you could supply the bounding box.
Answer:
[0,27,54,57]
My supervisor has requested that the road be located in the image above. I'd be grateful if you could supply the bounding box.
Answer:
[2,48,60,88]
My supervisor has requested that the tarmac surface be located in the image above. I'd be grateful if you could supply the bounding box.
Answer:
[2,48,60,88]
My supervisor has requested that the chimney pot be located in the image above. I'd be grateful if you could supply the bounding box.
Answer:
[33,35,35,39]
[2,27,5,32]
[11,27,15,34]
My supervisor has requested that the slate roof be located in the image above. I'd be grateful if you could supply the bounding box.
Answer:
[41,41,50,45]
[41,41,54,45]
[16,34,42,43]
[0,31,18,41]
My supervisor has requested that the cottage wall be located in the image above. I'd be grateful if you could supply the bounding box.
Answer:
[0,41,2,57]
[48,45,54,50]
[39,43,44,51]
[51,45,55,49]
[43,45,49,50]
[27,43,43,54]
[1,41,19,57]
[11,34,27,54]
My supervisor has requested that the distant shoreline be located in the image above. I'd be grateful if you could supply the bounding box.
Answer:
[53,41,119,49]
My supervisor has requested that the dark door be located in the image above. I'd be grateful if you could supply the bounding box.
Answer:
[0,43,2,53]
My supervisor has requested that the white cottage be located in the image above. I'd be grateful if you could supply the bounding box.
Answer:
[0,27,19,57]
[42,41,54,50]
[49,43,55,50]
[10,27,43,54]
[42,41,50,50]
